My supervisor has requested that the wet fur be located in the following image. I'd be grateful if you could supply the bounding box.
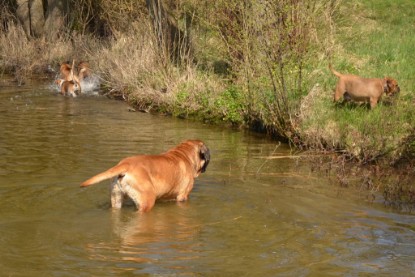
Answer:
[81,140,210,212]
[58,60,81,92]
[55,79,80,97]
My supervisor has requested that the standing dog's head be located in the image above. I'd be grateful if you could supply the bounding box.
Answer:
[384,77,400,96]
[198,141,210,173]
[171,140,210,176]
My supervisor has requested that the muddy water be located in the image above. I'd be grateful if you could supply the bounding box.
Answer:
[1,81,415,276]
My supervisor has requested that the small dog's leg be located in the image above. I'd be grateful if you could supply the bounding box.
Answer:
[370,98,378,109]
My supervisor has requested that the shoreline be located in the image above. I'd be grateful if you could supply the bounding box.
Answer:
[1,0,414,192]
[2,75,415,211]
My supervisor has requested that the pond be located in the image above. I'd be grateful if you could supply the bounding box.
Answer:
[1,80,414,276]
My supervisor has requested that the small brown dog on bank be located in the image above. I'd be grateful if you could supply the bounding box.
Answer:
[55,79,80,97]
[329,64,400,108]
[80,140,210,212]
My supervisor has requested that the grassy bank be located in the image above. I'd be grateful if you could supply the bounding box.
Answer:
[1,0,415,168]
[299,0,415,166]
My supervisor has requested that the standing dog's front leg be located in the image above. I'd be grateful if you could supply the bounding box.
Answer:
[176,181,194,202]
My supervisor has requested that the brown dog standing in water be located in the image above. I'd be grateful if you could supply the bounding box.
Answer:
[81,140,210,212]
[329,64,400,108]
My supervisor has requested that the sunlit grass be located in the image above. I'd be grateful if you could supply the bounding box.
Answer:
[297,0,415,164]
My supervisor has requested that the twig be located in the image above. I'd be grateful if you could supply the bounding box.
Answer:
[256,142,281,174]
[260,155,302,159]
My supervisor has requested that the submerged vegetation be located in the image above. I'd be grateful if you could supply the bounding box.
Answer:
[1,0,415,173]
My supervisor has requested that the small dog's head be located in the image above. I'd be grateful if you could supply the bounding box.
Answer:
[384,77,400,96]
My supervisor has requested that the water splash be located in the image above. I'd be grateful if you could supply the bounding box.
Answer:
[50,74,101,96]
[79,74,101,95]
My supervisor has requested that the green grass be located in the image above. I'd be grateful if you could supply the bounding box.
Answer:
[298,0,415,164]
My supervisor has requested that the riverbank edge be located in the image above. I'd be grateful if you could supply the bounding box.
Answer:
[107,85,415,212]
[2,73,415,211]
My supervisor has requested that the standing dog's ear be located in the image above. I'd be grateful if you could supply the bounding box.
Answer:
[199,144,210,173]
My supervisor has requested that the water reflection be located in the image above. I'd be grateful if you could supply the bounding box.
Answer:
[83,204,202,275]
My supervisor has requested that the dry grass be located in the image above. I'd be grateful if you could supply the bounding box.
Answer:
[0,20,102,84]
[0,24,43,84]
[94,21,182,110]
[296,84,340,150]
[91,19,226,114]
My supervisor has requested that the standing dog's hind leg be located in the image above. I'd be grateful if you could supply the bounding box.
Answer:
[136,192,156,213]
[110,179,123,209]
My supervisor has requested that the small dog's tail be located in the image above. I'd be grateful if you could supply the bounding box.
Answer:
[329,63,342,78]
[80,163,129,187]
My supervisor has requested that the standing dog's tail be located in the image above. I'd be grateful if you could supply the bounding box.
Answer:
[328,64,342,78]
[81,163,129,187]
